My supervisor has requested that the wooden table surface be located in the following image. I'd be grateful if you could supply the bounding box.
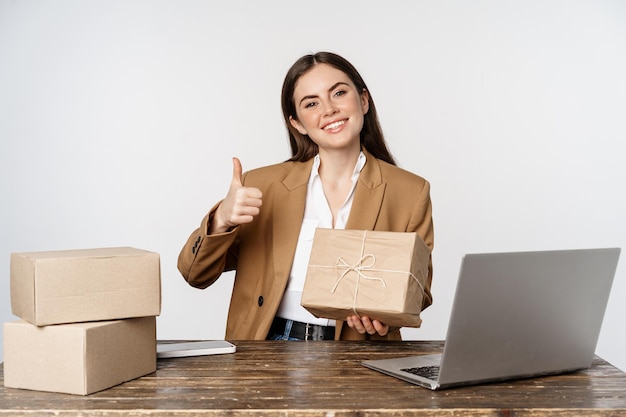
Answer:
[2,340,626,416]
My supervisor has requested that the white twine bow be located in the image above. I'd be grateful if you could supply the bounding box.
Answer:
[330,254,386,293]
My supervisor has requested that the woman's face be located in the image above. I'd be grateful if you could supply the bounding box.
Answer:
[289,63,369,153]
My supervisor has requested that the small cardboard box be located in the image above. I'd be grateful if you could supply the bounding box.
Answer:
[3,316,157,395]
[11,247,161,326]
[301,229,431,328]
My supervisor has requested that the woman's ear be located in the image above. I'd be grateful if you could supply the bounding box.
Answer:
[361,89,370,115]
[289,116,308,135]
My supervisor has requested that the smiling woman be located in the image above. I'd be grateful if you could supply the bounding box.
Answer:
[177,51,435,342]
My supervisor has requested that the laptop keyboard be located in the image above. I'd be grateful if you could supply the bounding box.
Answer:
[401,365,440,380]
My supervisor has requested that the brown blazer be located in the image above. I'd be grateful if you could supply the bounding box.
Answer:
[178,149,434,341]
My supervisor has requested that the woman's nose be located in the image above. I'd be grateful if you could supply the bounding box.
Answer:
[321,100,338,116]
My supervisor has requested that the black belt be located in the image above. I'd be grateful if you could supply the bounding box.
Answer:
[270,317,335,341]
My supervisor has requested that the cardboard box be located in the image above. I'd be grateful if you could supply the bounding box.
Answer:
[301,229,431,328]
[11,247,161,326]
[3,316,157,395]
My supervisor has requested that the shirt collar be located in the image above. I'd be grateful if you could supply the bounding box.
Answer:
[311,151,367,181]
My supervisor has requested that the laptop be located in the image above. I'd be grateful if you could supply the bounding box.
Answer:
[362,247,621,390]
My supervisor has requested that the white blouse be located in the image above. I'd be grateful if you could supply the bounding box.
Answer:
[275,152,366,325]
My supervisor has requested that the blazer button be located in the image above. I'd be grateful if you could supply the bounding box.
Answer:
[258,296,264,306]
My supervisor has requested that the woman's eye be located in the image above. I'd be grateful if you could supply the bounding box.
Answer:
[334,90,346,98]
[304,101,317,109]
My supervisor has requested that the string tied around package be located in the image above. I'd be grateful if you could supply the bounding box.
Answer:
[309,230,431,318]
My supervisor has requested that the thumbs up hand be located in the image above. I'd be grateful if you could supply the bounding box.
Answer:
[210,157,263,234]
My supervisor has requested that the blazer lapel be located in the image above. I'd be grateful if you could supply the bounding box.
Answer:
[271,160,313,281]
[346,150,386,230]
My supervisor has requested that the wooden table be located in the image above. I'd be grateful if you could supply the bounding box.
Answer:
[1,340,626,416]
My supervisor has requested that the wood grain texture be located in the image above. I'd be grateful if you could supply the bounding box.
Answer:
[2,341,626,416]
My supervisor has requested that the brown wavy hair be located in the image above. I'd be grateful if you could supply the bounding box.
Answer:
[281,52,396,165]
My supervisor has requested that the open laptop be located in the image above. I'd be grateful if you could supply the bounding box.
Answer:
[362,247,621,390]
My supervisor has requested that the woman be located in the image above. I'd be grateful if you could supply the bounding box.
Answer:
[178,52,434,341]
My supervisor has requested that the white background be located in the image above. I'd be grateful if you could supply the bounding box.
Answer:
[1,1,625,371]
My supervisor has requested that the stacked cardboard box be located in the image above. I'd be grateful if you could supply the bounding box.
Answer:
[3,247,161,395]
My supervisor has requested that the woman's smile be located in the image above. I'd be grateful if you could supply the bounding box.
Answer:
[322,119,347,132]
